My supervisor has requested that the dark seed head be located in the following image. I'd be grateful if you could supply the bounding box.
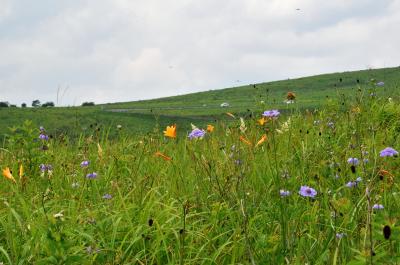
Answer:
[319,132,322,136]
[383,225,391,240]
[350,165,356,174]
[179,229,184,234]
[148,219,153,227]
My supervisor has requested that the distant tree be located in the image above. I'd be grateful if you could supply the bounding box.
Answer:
[32,100,41,107]
[42,102,55,107]
[81,102,95,106]
[10,104,17,107]
[0,101,9,107]
[21,103,27,108]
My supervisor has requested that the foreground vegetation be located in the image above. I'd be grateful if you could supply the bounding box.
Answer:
[1,81,400,264]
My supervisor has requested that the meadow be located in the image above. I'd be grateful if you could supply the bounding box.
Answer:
[1,70,400,264]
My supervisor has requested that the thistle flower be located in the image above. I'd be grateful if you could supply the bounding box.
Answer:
[2,167,16,183]
[345,181,357,188]
[163,125,177,138]
[102,194,112,199]
[86,172,98,179]
[299,186,317,198]
[188,128,206,139]
[336,233,346,239]
[280,190,291,197]
[39,134,49,140]
[80,160,90,168]
[262,109,280,118]
[347,158,359,166]
[379,147,398,157]
[372,204,384,210]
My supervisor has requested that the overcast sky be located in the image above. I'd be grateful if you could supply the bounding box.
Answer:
[0,0,399,106]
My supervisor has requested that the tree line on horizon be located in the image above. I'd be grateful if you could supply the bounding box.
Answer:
[0,100,95,108]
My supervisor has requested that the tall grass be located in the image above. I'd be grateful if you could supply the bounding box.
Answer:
[1,85,400,264]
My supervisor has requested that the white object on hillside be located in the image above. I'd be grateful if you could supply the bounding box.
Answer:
[220,102,230,107]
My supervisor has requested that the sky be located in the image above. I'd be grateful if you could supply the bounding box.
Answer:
[0,0,399,106]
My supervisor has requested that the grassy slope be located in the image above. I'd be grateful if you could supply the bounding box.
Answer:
[0,66,399,138]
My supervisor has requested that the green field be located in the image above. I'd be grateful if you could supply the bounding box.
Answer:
[1,67,399,140]
[1,81,400,263]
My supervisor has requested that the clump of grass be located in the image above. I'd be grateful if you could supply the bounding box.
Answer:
[1,84,400,264]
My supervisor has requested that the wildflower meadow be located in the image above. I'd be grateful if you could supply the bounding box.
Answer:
[1,86,400,264]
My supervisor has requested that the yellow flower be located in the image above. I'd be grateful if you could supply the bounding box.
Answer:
[19,164,24,178]
[154,151,172,161]
[255,134,267,147]
[207,124,214,133]
[226,112,235,118]
[163,124,177,138]
[258,117,267,125]
[2,167,16,183]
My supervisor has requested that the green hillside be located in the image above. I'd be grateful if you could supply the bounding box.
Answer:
[1,67,399,138]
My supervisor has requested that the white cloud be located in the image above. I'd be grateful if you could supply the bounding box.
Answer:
[0,0,399,105]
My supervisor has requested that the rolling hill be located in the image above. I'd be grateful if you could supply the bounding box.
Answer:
[0,66,399,139]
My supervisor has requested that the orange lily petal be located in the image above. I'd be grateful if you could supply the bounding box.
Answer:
[2,167,16,183]
[255,134,267,147]
[155,151,172,161]
[239,136,252,146]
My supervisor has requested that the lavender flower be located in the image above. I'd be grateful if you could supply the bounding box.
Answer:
[39,134,49,141]
[262,109,280,118]
[40,164,47,172]
[80,160,90,168]
[347,157,359,166]
[86,172,98,179]
[380,147,398,157]
[299,186,317,198]
[188,128,206,139]
[372,204,384,210]
[39,126,45,132]
[346,181,357,188]
[280,190,291,197]
[102,194,112,199]
[40,164,52,172]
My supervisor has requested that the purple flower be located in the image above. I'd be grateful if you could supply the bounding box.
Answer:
[299,186,317,198]
[363,158,369,163]
[102,194,112,199]
[345,181,357,188]
[372,204,384,210]
[86,172,98,179]
[188,128,206,139]
[355,177,362,183]
[380,147,398,157]
[376,81,385,87]
[39,134,49,141]
[336,233,346,239]
[347,157,359,166]
[39,126,45,132]
[280,190,291,197]
[327,121,335,128]
[262,109,280,118]
[40,164,47,172]
[80,160,90,168]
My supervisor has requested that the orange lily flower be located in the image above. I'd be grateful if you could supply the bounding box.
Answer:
[207,124,214,133]
[154,151,172,161]
[258,117,267,125]
[2,167,16,183]
[239,136,252,146]
[255,134,267,147]
[164,124,177,138]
